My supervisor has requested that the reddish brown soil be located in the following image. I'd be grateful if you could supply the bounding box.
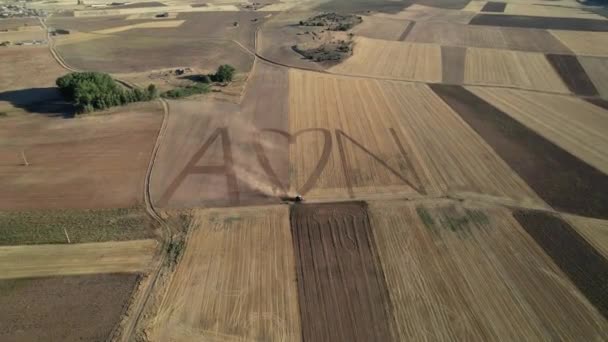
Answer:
[290,202,395,342]
[546,54,599,96]
[0,103,163,210]
[0,273,138,342]
[513,210,608,318]
[470,14,608,32]
[430,84,608,219]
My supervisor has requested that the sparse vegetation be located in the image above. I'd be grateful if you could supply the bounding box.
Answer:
[0,111,7,118]
[161,64,236,98]
[0,208,154,246]
[56,72,157,113]
[294,40,353,62]
[299,13,362,31]
[161,82,211,99]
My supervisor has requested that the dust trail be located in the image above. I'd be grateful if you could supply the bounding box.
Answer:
[232,164,288,198]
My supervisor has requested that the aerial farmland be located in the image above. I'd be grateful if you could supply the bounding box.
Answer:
[1,0,607,340]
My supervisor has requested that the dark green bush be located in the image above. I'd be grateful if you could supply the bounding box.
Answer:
[56,72,157,113]
[213,64,236,83]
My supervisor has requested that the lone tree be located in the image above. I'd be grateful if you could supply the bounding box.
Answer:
[213,64,236,83]
[56,72,157,113]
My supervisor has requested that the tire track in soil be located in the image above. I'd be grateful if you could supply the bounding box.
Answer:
[513,210,608,319]
[290,202,396,342]
[430,84,608,219]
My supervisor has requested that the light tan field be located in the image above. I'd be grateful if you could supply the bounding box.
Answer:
[374,4,476,24]
[0,28,46,43]
[351,16,411,41]
[0,239,157,279]
[148,206,301,342]
[550,30,608,57]
[288,70,545,207]
[565,214,608,258]
[464,47,569,93]
[468,86,608,174]
[92,20,185,34]
[579,56,608,98]
[462,0,486,12]
[502,3,605,19]
[368,200,608,341]
[329,38,442,83]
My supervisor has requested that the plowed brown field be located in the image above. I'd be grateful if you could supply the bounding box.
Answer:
[368,200,608,340]
[148,205,301,341]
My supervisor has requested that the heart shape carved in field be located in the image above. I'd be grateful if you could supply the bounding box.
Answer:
[253,128,332,196]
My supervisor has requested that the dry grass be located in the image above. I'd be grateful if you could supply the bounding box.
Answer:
[148,205,301,342]
[329,37,442,82]
[464,47,569,93]
[288,70,544,206]
[468,86,608,174]
[0,239,157,279]
[0,28,46,42]
[368,200,608,341]
[565,214,608,258]
[550,30,608,57]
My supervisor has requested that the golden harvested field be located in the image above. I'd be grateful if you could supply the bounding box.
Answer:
[368,200,608,341]
[502,3,605,19]
[351,16,412,41]
[148,205,301,342]
[579,56,608,98]
[550,30,608,57]
[0,28,46,43]
[468,86,608,174]
[329,38,442,83]
[463,47,570,93]
[288,70,544,207]
[375,4,476,24]
[565,214,608,258]
[0,239,157,279]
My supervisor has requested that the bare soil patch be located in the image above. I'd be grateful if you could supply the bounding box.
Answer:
[291,201,395,342]
[431,84,608,219]
[441,45,466,84]
[546,54,599,96]
[0,103,163,210]
[0,273,138,342]
[513,210,608,318]
[470,14,608,32]
[481,1,506,12]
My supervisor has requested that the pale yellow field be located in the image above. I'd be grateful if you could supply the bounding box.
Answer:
[462,0,486,12]
[375,4,476,24]
[148,206,301,342]
[329,37,442,83]
[549,30,608,57]
[503,3,605,19]
[93,20,185,34]
[579,56,608,98]
[565,214,608,258]
[368,200,608,341]
[464,47,569,93]
[0,239,157,279]
[468,86,608,174]
[351,16,411,41]
[288,70,544,207]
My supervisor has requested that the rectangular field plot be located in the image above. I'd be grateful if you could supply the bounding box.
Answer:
[405,21,572,53]
[550,30,608,57]
[463,47,569,93]
[288,70,544,207]
[468,86,608,175]
[149,206,301,342]
[374,4,476,24]
[0,239,157,279]
[290,202,395,342]
[329,37,442,83]
[579,56,608,99]
[368,200,608,340]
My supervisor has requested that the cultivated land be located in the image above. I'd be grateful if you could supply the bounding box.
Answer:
[2,0,608,340]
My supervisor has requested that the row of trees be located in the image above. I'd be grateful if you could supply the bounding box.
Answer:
[56,72,157,113]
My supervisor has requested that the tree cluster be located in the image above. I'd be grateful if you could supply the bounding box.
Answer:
[56,72,157,113]
[211,64,236,83]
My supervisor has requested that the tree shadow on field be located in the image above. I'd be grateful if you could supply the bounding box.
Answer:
[0,88,75,118]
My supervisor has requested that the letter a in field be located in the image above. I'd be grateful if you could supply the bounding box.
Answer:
[158,127,239,206]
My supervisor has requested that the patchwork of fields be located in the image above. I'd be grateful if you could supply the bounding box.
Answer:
[2,0,608,341]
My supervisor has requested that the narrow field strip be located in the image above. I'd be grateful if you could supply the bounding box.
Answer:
[431,84,608,219]
[565,214,608,259]
[93,20,185,34]
[0,239,157,279]
[149,206,301,341]
[546,54,598,96]
[290,202,395,342]
[513,210,608,319]
[368,200,608,340]
[470,14,608,32]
